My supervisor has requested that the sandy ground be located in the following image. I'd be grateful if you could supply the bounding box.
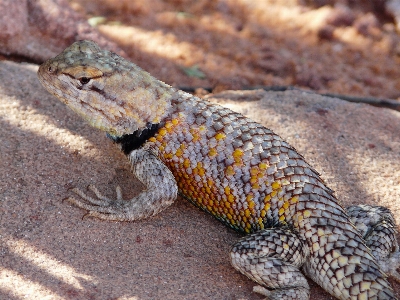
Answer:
[0,61,399,299]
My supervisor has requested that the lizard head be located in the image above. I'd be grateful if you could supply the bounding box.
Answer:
[37,40,175,137]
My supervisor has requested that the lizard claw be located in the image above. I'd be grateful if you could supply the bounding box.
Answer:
[61,197,70,203]
[81,211,97,220]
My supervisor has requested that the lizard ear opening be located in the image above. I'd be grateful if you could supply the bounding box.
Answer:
[63,66,103,80]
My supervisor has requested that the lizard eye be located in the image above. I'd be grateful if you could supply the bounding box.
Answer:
[79,77,91,84]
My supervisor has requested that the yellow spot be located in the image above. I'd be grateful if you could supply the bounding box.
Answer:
[225,165,235,176]
[272,181,281,190]
[172,118,179,125]
[192,167,198,175]
[260,209,266,217]
[209,148,217,157]
[264,195,271,203]
[297,214,304,223]
[224,186,231,195]
[158,128,167,136]
[164,153,173,159]
[279,215,285,222]
[244,209,251,218]
[270,190,277,198]
[290,196,299,204]
[282,201,290,210]
[183,158,190,168]
[263,203,271,211]
[279,207,285,216]
[250,167,259,176]
[258,221,264,229]
[252,183,260,189]
[198,167,205,176]
[303,210,311,218]
[259,162,268,170]
[215,133,226,140]
[281,179,290,186]
[227,213,232,220]
[233,149,244,164]
[227,194,235,203]
[248,200,255,210]
[175,148,183,157]
[190,128,200,142]
[283,243,289,250]
[149,137,156,143]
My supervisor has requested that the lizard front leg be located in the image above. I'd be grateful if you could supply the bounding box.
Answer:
[66,148,178,221]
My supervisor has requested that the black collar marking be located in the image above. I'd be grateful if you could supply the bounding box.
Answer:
[108,123,160,155]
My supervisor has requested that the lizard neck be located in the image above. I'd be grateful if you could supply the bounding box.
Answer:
[108,123,161,155]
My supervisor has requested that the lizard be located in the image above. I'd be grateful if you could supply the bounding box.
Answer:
[37,40,400,300]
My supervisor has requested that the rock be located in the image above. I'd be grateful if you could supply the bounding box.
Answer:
[0,0,125,62]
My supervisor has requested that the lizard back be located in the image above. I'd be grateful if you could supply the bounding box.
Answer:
[148,92,338,234]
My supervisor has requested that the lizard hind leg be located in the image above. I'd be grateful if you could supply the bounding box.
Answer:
[347,204,400,282]
[230,227,310,300]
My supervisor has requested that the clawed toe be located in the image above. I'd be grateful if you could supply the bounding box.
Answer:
[69,186,114,207]
[253,285,271,297]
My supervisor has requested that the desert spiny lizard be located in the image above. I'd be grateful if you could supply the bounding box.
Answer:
[37,40,400,300]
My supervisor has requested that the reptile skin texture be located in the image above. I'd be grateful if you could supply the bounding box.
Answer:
[37,40,400,300]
